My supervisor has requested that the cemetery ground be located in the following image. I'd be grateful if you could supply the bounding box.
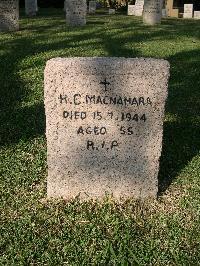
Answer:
[0,8,200,265]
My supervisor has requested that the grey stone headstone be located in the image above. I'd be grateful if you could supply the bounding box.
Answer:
[0,0,19,32]
[194,11,200,19]
[25,0,38,16]
[35,0,38,12]
[162,9,167,18]
[183,4,193,19]
[143,0,162,25]
[109,9,115,15]
[66,0,87,26]
[134,0,144,16]
[89,1,96,14]
[128,5,135,16]
[44,57,170,200]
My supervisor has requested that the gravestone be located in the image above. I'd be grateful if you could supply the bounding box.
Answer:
[44,57,170,200]
[128,5,135,16]
[183,4,193,19]
[134,0,144,16]
[162,9,167,18]
[143,0,162,25]
[109,9,116,15]
[89,1,96,14]
[25,0,38,16]
[66,0,87,26]
[194,11,200,19]
[35,0,38,12]
[170,8,178,18]
[0,0,19,32]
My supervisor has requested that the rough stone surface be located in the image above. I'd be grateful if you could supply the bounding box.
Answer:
[88,1,96,14]
[143,0,162,25]
[134,0,144,16]
[194,11,200,19]
[183,4,193,19]
[0,0,19,32]
[128,5,135,16]
[44,57,170,200]
[25,0,38,16]
[66,0,87,26]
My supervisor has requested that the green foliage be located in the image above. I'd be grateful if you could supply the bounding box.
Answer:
[98,0,128,9]
[0,8,200,265]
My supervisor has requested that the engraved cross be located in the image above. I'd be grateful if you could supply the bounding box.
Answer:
[100,78,110,92]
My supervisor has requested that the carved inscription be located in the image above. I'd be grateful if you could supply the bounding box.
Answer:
[143,0,161,25]
[66,0,87,26]
[58,79,152,152]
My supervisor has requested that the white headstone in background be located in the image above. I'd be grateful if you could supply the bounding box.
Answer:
[128,5,135,16]
[143,0,162,25]
[89,1,96,14]
[194,11,200,19]
[66,0,87,26]
[44,57,170,200]
[134,0,144,16]
[0,0,19,32]
[25,0,38,16]
[183,4,193,19]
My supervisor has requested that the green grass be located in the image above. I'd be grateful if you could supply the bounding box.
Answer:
[0,8,200,265]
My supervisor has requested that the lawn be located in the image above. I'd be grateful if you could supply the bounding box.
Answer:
[0,8,200,265]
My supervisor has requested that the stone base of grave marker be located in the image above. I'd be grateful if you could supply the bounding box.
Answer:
[66,0,87,26]
[44,57,170,200]
[194,11,200,19]
[0,0,19,32]
[143,0,162,25]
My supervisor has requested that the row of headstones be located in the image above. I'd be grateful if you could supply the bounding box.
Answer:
[0,0,38,32]
[65,0,163,26]
[88,1,115,15]
[128,2,200,20]
[65,0,116,27]
[0,0,95,32]
[1,0,200,32]
[183,4,200,19]
[66,0,199,27]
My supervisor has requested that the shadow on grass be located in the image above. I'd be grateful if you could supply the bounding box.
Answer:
[0,9,199,195]
[158,49,200,194]
[0,35,45,146]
